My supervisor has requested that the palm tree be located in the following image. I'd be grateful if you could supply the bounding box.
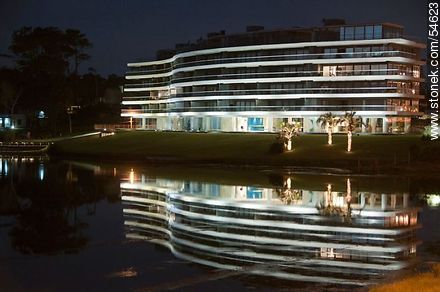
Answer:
[279,189,301,205]
[317,112,340,145]
[278,122,301,151]
[339,111,362,152]
[276,176,301,205]
[318,180,352,223]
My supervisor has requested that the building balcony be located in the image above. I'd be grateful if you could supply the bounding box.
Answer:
[121,105,419,115]
[126,50,418,75]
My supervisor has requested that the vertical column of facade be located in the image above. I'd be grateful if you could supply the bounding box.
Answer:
[382,119,389,133]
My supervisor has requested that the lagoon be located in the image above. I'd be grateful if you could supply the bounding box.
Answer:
[0,157,439,291]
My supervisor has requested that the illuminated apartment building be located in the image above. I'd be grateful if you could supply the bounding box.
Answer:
[123,20,425,133]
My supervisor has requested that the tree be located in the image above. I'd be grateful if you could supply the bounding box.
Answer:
[339,111,363,152]
[317,112,340,145]
[65,29,92,75]
[6,26,92,134]
[0,68,23,114]
[318,180,353,223]
[9,27,70,76]
[9,27,92,76]
[275,176,302,205]
[278,122,301,151]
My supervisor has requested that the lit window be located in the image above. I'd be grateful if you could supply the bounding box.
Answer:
[4,118,10,128]
[323,66,337,77]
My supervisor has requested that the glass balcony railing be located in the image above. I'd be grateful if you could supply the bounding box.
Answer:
[122,87,421,102]
[172,87,401,96]
[169,69,416,84]
[126,50,418,75]
[124,69,421,89]
[121,105,419,115]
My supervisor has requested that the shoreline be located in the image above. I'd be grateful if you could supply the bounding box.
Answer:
[46,150,440,179]
[3,130,436,176]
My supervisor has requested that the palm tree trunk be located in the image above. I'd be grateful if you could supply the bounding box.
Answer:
[347,130,352,152]
[287,139,292,151]
[327,127,332,145]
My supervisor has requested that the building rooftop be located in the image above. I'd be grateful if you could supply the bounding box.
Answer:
[154,20,407,60]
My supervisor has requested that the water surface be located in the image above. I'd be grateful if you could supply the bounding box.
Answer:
[0,157,439,291]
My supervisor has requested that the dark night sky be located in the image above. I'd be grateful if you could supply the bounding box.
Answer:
[0,0,427,76]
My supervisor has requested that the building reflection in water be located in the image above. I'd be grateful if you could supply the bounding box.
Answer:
[121,171,419,287]
[0,156,44,179]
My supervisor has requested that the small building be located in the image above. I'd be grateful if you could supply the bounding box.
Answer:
[0,114,26,130]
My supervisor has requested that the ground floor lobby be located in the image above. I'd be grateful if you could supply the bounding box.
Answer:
[133,116,414,134]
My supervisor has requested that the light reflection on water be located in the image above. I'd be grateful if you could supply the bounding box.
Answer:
[120,169,420,287]
[0,157,439,290]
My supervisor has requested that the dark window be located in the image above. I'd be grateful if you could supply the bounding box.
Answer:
[324,48,337,58]
[354,65,362,74]
[365,26,374,39]
[374,25,382,39]
[355,27,364,40]
[345,27,354,40]
[340,27,345,40]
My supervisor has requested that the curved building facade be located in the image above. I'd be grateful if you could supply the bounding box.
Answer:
[122,22,425,133]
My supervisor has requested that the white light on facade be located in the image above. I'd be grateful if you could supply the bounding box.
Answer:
[427,194,440,207]
[39,164,45,181]
[129,169,135,184]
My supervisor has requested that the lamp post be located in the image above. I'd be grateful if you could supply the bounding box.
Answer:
[67,105,80,134]
[67,107,73,134]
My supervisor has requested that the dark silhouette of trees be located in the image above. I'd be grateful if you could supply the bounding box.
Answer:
[4,27,93,134]
[9,27,91,76]
[0,26,122,137]
[3,161,120,254]
[0,68,23,114]
[65,29,92,75]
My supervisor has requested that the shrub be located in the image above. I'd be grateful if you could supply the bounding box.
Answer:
[268,141,284,154]
[0,130,16,142]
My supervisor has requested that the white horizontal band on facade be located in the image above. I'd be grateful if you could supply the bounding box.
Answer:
[121,110,403,118]
[121,86,418,99]
[123,208,168,220]
[123,74,422,92]
[127,50,418,77]
[169,234,407,270]
[121,195,168,207]
[169,232,409,266]
[125,221,171,236]
[121,93,423,105]
[172,236,406,271]
[168,192,417,218]
[127,38,426,67]
[126,57,424,80]
[168,247,366,286]
[126,66,399,80]
[120,182,178,194]
[125,86,170,92]
[121,186,416,219]
[168,210,405,244]
[125,229,409,272]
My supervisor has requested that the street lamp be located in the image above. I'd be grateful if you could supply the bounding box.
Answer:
[67,105,81,134]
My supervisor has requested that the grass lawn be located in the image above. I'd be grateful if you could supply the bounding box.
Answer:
[371,264,440,292]
[51,130,439,172]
